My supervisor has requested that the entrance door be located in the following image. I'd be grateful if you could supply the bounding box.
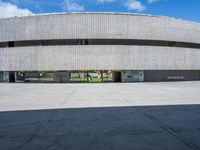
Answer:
[112,71,121,82]
[9,72,15,83]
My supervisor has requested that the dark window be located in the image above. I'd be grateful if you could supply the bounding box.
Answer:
[168,42,176,47]
[84,39,89,45]
[0,42,8,48]
[8,41,15,47]
[0,39,199,49]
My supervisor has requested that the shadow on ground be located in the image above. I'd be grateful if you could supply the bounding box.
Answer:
[0,105,200,150]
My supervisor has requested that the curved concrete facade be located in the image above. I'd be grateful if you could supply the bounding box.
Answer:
[0,12,200,43]
[0,46,200,71]
[0,12,200,82]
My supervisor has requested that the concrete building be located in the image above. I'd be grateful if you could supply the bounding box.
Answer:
[0,12,200,82]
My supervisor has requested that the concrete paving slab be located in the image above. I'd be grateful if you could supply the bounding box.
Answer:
[0,122,42,150]
[19,132,194,150]
[37,112,162,136]
[0,110,53,127]
[0,137,26,150]
[0,82,200,111]
[0,82,200,150]
[178,130,200,148]
[147,108,200,130]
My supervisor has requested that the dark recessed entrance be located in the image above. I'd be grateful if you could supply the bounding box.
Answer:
[112,71,121,82]
[9,72,15,83]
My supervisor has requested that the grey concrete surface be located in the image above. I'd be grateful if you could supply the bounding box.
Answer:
[1,12,200,71]
[1,12,200,43]
[1,46,200,71]
[0,82,200,150]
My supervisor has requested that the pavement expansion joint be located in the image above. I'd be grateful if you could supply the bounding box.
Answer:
[143,112,200,150]
[13,110,59,150]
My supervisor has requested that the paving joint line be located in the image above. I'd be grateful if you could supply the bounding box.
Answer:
[144,112,200,150]
[60,88,77,105]
[17,112,58,148]
[13,112,55,150]
[13,88,77,150]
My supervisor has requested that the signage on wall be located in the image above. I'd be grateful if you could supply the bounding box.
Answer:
[167,76,184,80]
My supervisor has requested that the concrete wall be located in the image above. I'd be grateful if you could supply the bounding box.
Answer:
[0,46,200,71]
[0,13,200,43]
[0,13,200,72]
[144,70,200,81]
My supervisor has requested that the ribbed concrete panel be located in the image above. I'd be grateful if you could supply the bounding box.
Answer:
[127,15,200,43]
[20,48,37,70]
[0,46,200,71]
[0,49,10,70]
[0,13,200,43]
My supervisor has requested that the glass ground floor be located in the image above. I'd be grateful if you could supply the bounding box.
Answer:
[0,70,200,83]
[0,70,114,83]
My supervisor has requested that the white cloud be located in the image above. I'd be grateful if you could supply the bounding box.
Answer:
[0,0,33,18]
[125,0,146,12]
[96,0,116,3]
[147,0,160,4]
[62,0,85,12]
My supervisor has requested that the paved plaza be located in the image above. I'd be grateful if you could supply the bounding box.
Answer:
[0,82,200,150]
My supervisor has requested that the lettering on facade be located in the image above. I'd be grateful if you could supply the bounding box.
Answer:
[167,76,184,80]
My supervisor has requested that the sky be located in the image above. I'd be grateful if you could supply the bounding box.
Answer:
[0,0,200,22]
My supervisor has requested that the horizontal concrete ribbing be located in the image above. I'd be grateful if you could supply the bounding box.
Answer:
[0,46,200,71]
[0,13,200,44]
